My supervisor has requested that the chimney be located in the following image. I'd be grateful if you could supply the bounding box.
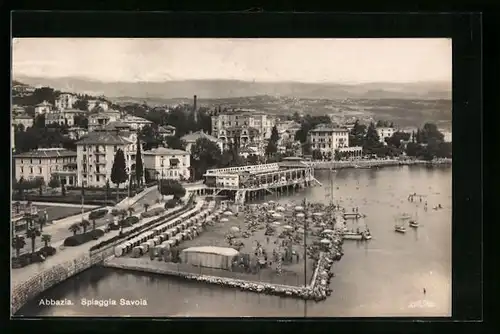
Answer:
[193,95,198,123]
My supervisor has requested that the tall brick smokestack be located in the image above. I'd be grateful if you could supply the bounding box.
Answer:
[193,95,198,123]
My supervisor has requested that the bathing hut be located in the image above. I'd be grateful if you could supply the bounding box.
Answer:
[272,213,282,219]
[132,246,142,258]
[180,246,239,270]
[276,206,285,212]
[114,245,124,257]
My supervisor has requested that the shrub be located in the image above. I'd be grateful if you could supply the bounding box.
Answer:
[165,199,177,209]
[124,216,139,225]
[89,208,109,220]
[111,208,120,216]
[107,222,120,231]
[39,246,57,256]
[141,207,166,218]
[63,229,105,246]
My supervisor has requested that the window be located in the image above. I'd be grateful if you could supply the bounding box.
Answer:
[30,167,33,174]
[20,167,24,173]
[30,159,33,164]
[96,175,100,182]
[38,167,42,173]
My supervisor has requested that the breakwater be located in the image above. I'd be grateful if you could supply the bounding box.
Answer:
[310,158,451,170]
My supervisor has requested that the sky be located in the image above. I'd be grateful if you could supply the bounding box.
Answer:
[12,38,452,84]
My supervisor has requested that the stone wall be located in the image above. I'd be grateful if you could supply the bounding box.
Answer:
[11,247,115,315]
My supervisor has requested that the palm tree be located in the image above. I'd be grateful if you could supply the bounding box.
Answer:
[26,227,41,254]
[119,209,127,221]
[68,223,81,236]
[143,203,150,212]
[128,207,135,217]
[14,201,21,214]
[80,219,91,233]
[41,234,52,247]
[37,215,47,232]
[12,235,26,258]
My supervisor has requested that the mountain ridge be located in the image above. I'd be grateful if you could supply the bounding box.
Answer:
[14,75,451,100]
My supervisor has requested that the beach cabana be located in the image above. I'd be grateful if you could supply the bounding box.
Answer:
[114,245,124,257]
[313,212,324,217]
[230,226,240,233]
[272,213,282,219]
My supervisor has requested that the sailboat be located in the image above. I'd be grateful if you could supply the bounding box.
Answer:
[409,211,419,228]
[394,214,408,233]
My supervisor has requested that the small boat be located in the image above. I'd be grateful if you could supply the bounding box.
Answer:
[362,231,372,240]
[395,225,406,233]
[409,220,419,228]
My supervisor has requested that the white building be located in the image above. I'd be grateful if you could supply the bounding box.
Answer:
[143,147,191,181]
[12,105,26,116]
[12,115,33,129]
[13,148,77,184]
[66,127,88,141]
[34,101,53,115]
[55,93,77,110]
[87,100,109,111]
[121,115,152,131]
[309,124,350,155]
[204,163,281,188]
[376,127,396,144]
[181,130,223,153]
[75,128,141,187]
[211,111,277,150]
[45,109,83,127]
[88,110,121,131]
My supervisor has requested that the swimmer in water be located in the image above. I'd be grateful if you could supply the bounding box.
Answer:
[423,288,426,294]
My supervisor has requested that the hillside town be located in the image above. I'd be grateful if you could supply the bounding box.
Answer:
[11,84,452,194]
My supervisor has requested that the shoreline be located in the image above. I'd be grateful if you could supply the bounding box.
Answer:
[309,159,452,170]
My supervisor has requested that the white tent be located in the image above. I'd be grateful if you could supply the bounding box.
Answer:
[267,210,276,214]
[180,246,239,270]
[320,239,331,244]
[276,206,286,212]
[296,213,305,218]
[273,221,281,225]
[295,206,304,211]
[220,218,229,222]
[230,226,240,232]
[224,211,233,216]
[313,212,324,217]
[271,213,282,219]
[283,225,293,230]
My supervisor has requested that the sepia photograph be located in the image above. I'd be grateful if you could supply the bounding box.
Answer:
[11,38,452,317]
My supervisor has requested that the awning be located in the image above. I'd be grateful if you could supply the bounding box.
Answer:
[170,158,180,165]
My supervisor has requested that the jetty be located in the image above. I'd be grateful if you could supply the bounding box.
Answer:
[185,162,320,205]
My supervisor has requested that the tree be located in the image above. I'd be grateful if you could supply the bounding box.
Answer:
[68,223,81,235]
[334,149,341,161]
[143,203,150,212]
[190,138,222,180]
[105,179,111,198]
[312,149,322,160]
[48,177,61,188]
[265,141,278,157]
[73,114,89,129]
[34,114,46,128]
[80,219,90,233]
[12,235,26,258]
[139,125,161,151]
[37,215,47,232]
[270,125,279,143]
[26,226,41,254]
[128,207,135,217]
[74,99,89,111]
[363,122,381,153]
[385,131,411,149]
[159,179,186,200]
[420,123,445,144]
[61,183,66,196]
[348,120,367,147]
[135,137,144,186]
[166,136,187,150]
[34,177,45,195]
[41,234,52,247]
[111,149,128,202]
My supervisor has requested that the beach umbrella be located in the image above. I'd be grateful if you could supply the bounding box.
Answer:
[296,213,305,218]
[306,218,313,223]
[262,203,269,207]
[320,239,331,244]
[224,211,233,216]
[319,223,326,227]
[283,225,293,230]
[268,200,275,204]
[276,206,285,212]
[220,217,229,222]
[273,221,281,226]
[297,228,305,234]
[230,226,240,232]
[267,210,276,214]
[272,213,282,219]
[322,229,334,234]
[295,206,304,211]
[313,212,324,217]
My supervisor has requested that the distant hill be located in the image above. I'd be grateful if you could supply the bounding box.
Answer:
[13,76,451,100]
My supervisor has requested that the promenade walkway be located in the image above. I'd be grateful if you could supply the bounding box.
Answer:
[12,188,163,267]
[11,198,178,288]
